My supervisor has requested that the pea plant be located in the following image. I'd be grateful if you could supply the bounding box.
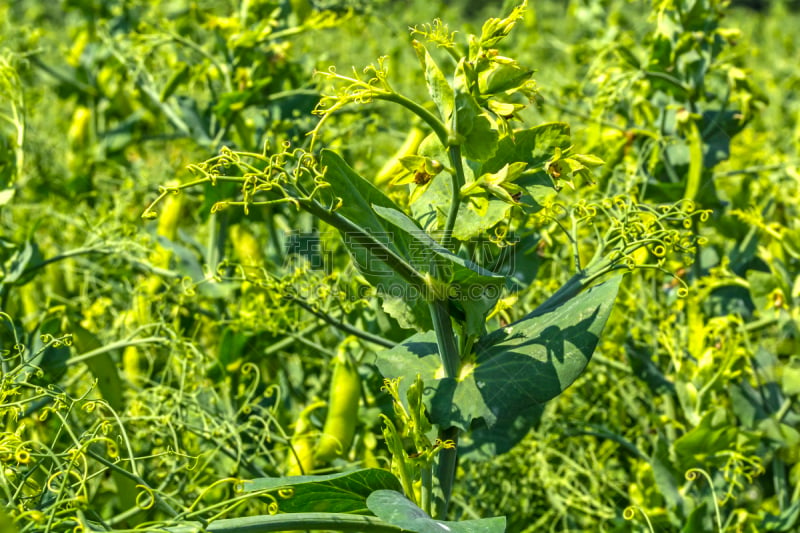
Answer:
[144,2,706,531]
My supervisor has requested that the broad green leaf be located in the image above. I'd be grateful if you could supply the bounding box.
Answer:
[650,435,682,510]
[479,62,533,96]
[1,239,43,288]
[376,276,622,432]
[700,110,746,168]
[65,323,139,511]
[20,317,70,386]
[410,168,513,242]
[746,267,790,314]
[453,92,499,162]
[758,417,800,451]
[413,41,454,122]
[320,150,431,331]
[784,360,800,396]
[373,205,504,336]
[616,45,642,69]
[321,149,405,239]
[243,468,402,514]
[69,324,125,411]
[367,490,506,533]
[680,501,711,533]
[673,408,739,470]
[470,274,622,420]
[480,122,570,204]
[459,403,543,461]
[483,122,572,171]
[453,194,513,241]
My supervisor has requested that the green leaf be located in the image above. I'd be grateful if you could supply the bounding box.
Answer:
[784,359,800,396]
[479,62,533,96]
[698,110,749,158]
[243,469,402,514]
[321,150,405,241]
[367,490,506,533]
[747,269,784,314]
[674,408,738,470]
[481,122,570,201]
[321,150,432,331]
[410,131,515,240]
[413,41,454,122]
[372,205,504,336]
[650,435,682,510]
[2,239,44,287]
[20,317,71,386]
[453,92,499,162]
[459,403,543,460]
[375,276,622,433]
[412,168,513,241]
[680,501,711,533]
[69,324,125,411]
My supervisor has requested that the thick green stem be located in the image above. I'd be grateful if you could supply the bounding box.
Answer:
[428,298,461,519]
[428,300,460,379]
[158,513,405,533]
[434,426,459,520]
[443,145,467,252]
[421,463,433,516]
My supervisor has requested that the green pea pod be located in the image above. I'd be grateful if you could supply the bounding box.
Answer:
[67,106,91,148]
[315,340,361,462]
[374,125,426,187]
[287,400,325,475]
[230,224,265,279]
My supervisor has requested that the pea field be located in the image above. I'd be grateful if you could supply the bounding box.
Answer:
[1,1,799,531]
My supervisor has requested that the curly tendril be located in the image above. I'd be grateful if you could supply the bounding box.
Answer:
[623,506,655,533]
[136,484,157,510]
[47,468,85,493]
[14,447,30,464]
[685,468,723,530]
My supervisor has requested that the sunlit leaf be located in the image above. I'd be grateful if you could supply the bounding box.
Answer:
[367,490,506,533]
[244,469,402,514]
[376,276,622,432]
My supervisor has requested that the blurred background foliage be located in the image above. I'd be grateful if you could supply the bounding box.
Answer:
[1,0,799,531]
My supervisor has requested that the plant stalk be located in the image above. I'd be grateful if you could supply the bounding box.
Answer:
[428,297,461,519]
[434,426,459,520]
[128,513,405,533]
[428,300,460,379]
[443,145,467,252]
[421,463,433,516]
